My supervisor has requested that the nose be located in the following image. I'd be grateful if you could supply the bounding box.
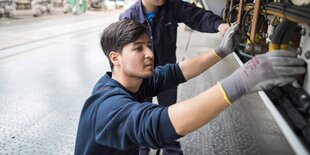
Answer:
[145,48,154,59]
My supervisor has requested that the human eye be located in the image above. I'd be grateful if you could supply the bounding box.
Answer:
[134,46,143,52]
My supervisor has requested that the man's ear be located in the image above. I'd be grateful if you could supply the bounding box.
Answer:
[109,51,120,66]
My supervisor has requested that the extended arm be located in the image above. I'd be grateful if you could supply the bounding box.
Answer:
[169,50,305,136]
[179,24,240,80]
[168,83,227,135]
[179,49,221,81]
[169,23,240,134]
[176,0,223,33]
[169,23,305,137]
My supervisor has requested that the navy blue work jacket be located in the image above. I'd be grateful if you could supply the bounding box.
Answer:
[74,64,187,155]
[119,0,224,66]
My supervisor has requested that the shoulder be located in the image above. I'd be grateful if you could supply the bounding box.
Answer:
[94,85,132,103]
[119,2,140,20]
[90,75,134,108]
[161,0,192,14]
[165,0,186,7]
[84,84,135,117]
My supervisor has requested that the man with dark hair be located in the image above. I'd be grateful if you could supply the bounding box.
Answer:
[119,0,230,153]
[74,20,305,155]
[119,0,229,105]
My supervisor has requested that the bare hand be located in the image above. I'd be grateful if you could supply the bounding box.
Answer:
[217,23,230,36]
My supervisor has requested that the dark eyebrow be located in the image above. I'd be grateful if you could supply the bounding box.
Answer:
[133,42,144,45]
[133,40,151,45]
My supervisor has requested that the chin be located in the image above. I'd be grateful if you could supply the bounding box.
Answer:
[144,70,154,78]
[154,0,165,6]
[156,2,165,6]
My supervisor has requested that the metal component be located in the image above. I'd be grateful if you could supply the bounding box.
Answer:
[301,28,307,36]
[304,51,310,59]
[260,32,268,39]
[297,47,303,55]
[245,42,268,54]
[245,43,254,53]
[300,94,307,100]
[250,0,261,43]
[267,19,271,25]
[237,0,244,23]
[290,0,310,5]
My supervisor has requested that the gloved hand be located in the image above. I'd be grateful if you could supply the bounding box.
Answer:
[214,23,241,59]
[219,50,306,103]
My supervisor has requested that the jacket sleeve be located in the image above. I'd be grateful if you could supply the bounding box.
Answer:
[119,10,128,20]
[140,64,187,98]
[173,0,224,33]
[119,3,138,20]
[94,94,181,150]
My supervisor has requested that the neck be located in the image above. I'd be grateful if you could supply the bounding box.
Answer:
[111,71,142,93]
[142,0,157,12]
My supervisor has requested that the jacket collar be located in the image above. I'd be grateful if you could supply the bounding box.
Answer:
[137,0,147,23]
[137,0,169,23]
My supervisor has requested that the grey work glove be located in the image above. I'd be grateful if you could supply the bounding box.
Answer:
[219,50,306,103]
[214,23,241,59]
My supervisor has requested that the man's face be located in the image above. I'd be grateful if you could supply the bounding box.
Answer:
[119,33,154,79]
[142,0,165,8]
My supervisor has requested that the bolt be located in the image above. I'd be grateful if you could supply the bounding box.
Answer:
[300,94,307,100]
[301,28,307,36]
[304,51,310,59]
[297,47,303,55]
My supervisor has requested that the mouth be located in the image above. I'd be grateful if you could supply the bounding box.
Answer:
[145,63,153,68]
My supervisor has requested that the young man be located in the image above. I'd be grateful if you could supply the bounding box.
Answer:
[120,1,229,153]
[119,0,229,104]
[74,20,305,155]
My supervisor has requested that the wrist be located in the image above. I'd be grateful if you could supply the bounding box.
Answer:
[217,23,224,32]
[214,47,225,59]
[215,20,225,32]
[212,49,222,60]
[217,82,232,105]
[219,70,247,103]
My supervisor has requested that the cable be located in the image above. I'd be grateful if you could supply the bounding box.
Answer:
[241,7,254,43]
[227,4,239,25]
[221,5,230,19]
[280,20,297,50]
[264,3,310,24]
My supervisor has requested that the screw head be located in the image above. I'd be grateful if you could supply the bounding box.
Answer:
[304,51,310,59]
[301,28,307,36]
[297,47,303,55]
[300,94,307,100]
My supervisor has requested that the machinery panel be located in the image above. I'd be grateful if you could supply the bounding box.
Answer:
[199,0,310,154]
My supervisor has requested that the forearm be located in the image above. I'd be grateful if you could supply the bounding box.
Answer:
[168,84,229,136]
[178,0,223,33]
[179,49,221,80]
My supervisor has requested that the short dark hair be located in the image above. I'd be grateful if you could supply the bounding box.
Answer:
[100,20,147,70]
